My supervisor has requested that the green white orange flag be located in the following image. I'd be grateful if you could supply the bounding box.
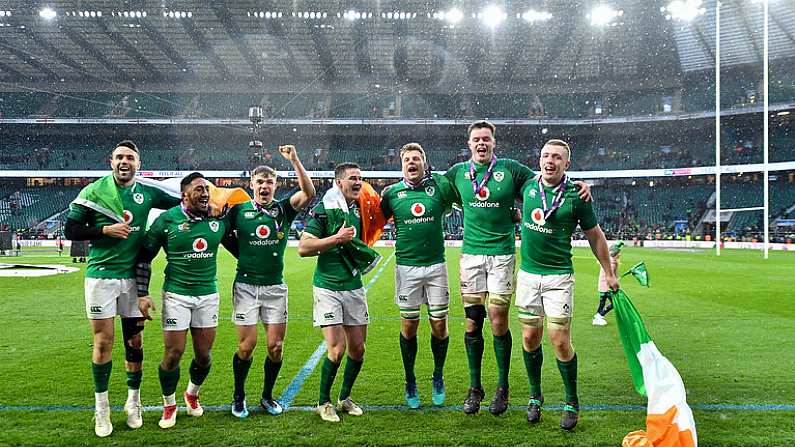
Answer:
[72,175,250,223]
[613,289,697,447]
[320,183,382,276]
[623,261,650,287]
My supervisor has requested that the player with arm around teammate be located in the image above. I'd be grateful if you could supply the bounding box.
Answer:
[380,143,459,408]
[135,172,232,429]
[443,121,592,416]
[64,140,180,437]
[516,139,619,430]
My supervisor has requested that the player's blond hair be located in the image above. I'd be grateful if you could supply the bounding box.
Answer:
[399,143,427,162]
[251,165,277,179]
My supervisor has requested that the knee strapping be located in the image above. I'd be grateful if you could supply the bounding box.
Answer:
[427,304,449,321]
[548,316,572,330]
[519,315,544,328]
[487,293,512,310]
[462,293,486,307]
[121,318,145,362]
[465,305,486,335]
[399,307,421,320]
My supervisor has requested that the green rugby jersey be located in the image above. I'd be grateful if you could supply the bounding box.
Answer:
[142,206,229,296]
[67,181,179,279]
[445,158,533,256]
[380,176,458,267]
[519,176,598,275]
[227,198,299,286]
[304,201,363,291]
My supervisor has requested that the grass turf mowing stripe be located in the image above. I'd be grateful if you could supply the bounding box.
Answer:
[2,403,794,412]
[276,251,396,410]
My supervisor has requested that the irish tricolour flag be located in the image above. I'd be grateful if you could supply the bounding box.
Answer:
[613,290,697,447]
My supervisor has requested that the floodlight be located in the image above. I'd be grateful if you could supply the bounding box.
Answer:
[39,7,56,20]
[481,5,505,28]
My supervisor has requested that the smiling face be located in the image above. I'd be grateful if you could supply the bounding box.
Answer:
[251,173,277,206]
[468,127,495,164]
[182,177,210,213]
[110,146,140,186]
[336,167,363,203]
[401,149,426,183]
[539,143,571,185]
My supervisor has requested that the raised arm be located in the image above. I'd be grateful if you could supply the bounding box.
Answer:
[280,145,316,211]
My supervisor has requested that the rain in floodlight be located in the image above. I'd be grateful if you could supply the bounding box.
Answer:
[663,0,706,21]
[481,5,506,28]
[39,7,56,20]
[588,4,622,26]
[446,7,464,24]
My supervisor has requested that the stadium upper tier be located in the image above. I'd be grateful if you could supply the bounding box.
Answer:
[1,81,793,120]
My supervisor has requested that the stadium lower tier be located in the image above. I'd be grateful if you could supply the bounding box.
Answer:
[2,175,794,243]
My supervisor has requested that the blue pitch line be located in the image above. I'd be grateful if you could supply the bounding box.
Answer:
[278,342,328,410]
[2,403,795,412]
[275,251,396,410]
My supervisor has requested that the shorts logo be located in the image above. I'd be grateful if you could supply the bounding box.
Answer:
[530,208,546,226]
[324,312,335,320]
[563,303,571,314]
[410,203,426,217]
[244,211,256,219]
[123,210,134,224]
[398,295,408,302]
[133,193,144,204]
[165,318,177,325]
[494,171,505,182]
[475,186,490,201]
[89,305,102,313]
[235,313,246,320]
[209,221,220,232]
[193,238,208,252]
[425,186,435,197]
[397,191,407,199]
[529,189,537,198]
[256,224,271,239]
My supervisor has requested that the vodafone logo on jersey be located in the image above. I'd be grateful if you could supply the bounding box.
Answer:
[193,238,208,252]
[475,186,491,201]
[122,210,133,224]
[411,202,426,217]
[256,224,271,239]
[530,208,546,226]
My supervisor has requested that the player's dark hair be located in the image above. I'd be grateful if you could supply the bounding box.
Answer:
[334,162,361,179]
[467,120,496,138]
[114,140,139,154]
[180,172,205,191]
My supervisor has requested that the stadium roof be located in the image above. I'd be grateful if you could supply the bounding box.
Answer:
[0,0,792,93]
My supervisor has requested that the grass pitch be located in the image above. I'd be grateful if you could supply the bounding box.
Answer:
[0,246,793,446]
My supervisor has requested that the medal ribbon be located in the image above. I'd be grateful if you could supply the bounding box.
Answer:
[469,155,497,196]
[538,175,567,220]
[253,200,282,233]
[181,204,206,222]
